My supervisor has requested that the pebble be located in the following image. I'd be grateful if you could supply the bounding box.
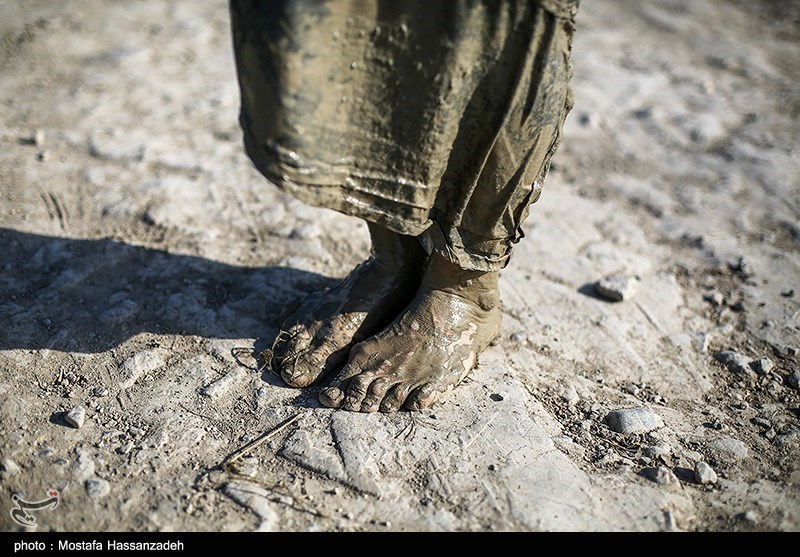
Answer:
[92,386,109,397]
[560,385,579,406]
[694,461,718,484]
[118,350,166,390]
[750,358,774,375]
[72,454,95,482]
[787,370,799,389]
[509,331,527,344]
[703,290,725,306]
[33,129,46,146]
[85,478,111,498]
[775,430,799,448]
[643,443,671,458]
[644,466,679,487]
[714,350,751,374]
[64,405,86,428]
[738,510,759,524]
[1,458,21,477]
[200,367,247,398]
[624,383,640,395]
[752,417,771,429]
[605,407,664,434]
[116,442,134,455]
[595,275,638,302]
[705,436,749,460]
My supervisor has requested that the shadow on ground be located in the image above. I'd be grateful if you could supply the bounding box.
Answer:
[0,228,336,353]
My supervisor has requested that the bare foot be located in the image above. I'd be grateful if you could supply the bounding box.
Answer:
[268,223,426,388]
[318,252,501,412]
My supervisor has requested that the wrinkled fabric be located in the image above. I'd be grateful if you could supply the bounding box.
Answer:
[231,0,577,271]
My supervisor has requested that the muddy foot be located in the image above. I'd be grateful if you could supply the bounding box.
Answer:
[318,252,501,412]
[268,224,426,388]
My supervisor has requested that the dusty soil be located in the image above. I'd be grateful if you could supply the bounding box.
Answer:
[1,0,798,532]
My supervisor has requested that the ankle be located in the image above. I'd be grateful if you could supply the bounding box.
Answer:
[367,223,426,272]
[422,253,500,312]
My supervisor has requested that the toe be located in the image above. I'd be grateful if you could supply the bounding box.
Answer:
[319,386,345,408]
[342,371,379,412]
[405,383,443,411]
[379,383,414,413]
[318,356,367,408]
[360,377,395,413]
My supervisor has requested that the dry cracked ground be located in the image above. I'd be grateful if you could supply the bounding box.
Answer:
[0,0,798,533]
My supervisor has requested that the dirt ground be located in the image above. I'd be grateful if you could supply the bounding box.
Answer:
[1,0,798,533]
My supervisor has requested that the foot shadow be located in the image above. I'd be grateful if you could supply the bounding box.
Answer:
[0,228,337,354]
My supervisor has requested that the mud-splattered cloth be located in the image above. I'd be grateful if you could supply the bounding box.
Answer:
[231,0,577,271]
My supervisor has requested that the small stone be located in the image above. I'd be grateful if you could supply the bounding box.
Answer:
[605,407,665,434]
[116,442,134,455]
[787,370,799,389]
[694,461,718,484]
[509,331,527,343]
[691,332,712,352]
[643,443,671,458]
[64,405,86,428]
[738,510,759,524]
[706,436,749,460]
[750,358,774,375]
[560,385,580,406]
[644,466,679,487]
[72,454,95,482]
[714,350,751,374]
[118,350,166,390]
[85,477,111,498]
[200,368,248,398]
[775,430,799,448]
[752,417,771,429]
[36,150,49,162]
[1,458,21,477]
[92,386,109,397]
[33,129,45,146]
[703,291,725,306]
[489,393,504,402]
[595,275,638,302]
[681,449,703,462]
[624,383,640,395]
